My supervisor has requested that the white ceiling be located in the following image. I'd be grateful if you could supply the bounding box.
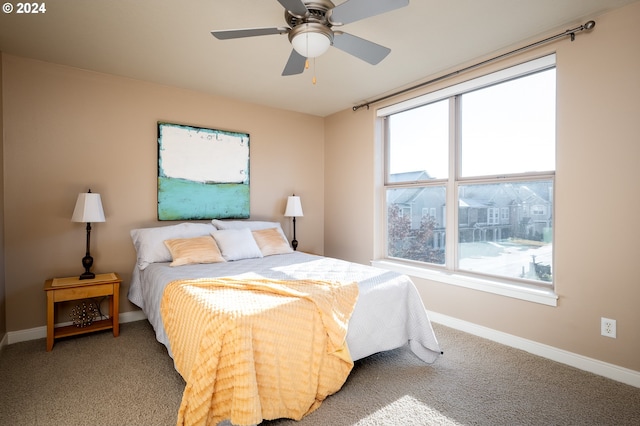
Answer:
[0,0,636,116]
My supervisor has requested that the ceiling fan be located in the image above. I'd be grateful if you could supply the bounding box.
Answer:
[211,0,409,76]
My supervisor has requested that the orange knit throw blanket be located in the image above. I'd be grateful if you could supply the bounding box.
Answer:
[161,277,359,426]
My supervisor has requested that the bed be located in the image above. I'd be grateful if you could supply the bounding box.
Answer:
[128,220,441,425]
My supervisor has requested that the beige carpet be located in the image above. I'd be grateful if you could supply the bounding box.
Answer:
[1,320,639,425]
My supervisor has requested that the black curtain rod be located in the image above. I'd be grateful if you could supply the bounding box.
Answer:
[352,20,596,112]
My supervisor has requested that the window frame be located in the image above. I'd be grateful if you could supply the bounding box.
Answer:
[375,55,558,306]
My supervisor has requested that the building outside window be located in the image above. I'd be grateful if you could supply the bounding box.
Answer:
[381,55,555,286]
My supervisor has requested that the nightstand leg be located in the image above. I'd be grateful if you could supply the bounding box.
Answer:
[112,282,119,337]
[46,291,54,351]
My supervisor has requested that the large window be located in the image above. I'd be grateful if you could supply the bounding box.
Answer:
[381,56,555,287]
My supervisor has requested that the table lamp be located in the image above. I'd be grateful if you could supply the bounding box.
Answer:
[71,189,106,279]
[284,194,303,250]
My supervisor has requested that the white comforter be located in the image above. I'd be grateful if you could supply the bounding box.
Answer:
[128,252,441,363]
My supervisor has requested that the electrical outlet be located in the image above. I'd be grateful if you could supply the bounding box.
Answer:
[601,317,616,338]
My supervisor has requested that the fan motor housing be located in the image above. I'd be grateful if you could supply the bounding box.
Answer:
[285,0,335,28]
[285,0,336,49]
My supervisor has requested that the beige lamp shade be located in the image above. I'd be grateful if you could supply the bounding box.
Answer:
[284,196,304,217]
[71,192,106,223]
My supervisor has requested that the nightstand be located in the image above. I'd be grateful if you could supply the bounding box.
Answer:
[44,272,121,351]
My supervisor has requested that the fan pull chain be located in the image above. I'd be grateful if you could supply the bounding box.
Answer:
[303,58,317,85]
[312,58,317,85]
[304,35,317,85]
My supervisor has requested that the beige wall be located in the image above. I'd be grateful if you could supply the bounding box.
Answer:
[2,56,325,331]
[0,52,6,341]
[325,2,640,372]
[324,108,377,260]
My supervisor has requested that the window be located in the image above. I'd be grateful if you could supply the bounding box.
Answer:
[422,207,437,218]
[488,208,499,225]
[531,205,546,215]
[380,55,555,287]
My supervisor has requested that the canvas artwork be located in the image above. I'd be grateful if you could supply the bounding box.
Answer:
[157,122,250,220]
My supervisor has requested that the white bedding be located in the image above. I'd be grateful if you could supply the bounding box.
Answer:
[128,251,441,363]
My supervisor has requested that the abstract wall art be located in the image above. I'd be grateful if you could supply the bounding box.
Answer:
[157,122,250,220]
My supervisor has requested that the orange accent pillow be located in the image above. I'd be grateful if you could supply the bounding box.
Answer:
[164,236,225,266]
[252,228,293,256]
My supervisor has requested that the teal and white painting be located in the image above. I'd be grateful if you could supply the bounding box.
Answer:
[157,122,250,220]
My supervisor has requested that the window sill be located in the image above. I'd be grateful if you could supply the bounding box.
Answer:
[370,259,558,307]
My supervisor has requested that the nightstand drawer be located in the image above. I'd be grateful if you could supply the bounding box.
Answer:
[52,283,114,302]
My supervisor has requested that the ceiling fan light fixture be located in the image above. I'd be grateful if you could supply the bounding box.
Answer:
[289,23,333,58]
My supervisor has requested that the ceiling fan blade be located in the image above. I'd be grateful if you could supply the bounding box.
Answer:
[332,32,391,65]
[211,27,289,40]
[277,0,309,17]
[282,49,307,76]
[329,0,409,25]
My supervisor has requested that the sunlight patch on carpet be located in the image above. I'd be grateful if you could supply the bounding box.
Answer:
[356,395,461,425]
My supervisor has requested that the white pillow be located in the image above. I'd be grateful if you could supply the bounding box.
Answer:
[210,228,263,261]
[212,219,288,240]
[130,222,216,270]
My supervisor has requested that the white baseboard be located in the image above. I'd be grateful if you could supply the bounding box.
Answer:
[429,311,640,389]
[6,310,147,345]
[0,331,8,354]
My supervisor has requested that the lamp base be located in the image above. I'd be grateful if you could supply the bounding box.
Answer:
[80,253,94,280]
[79,271,95,280]
[291,216,298,251]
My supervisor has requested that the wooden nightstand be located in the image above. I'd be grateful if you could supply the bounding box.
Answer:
[44,272,121,351]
